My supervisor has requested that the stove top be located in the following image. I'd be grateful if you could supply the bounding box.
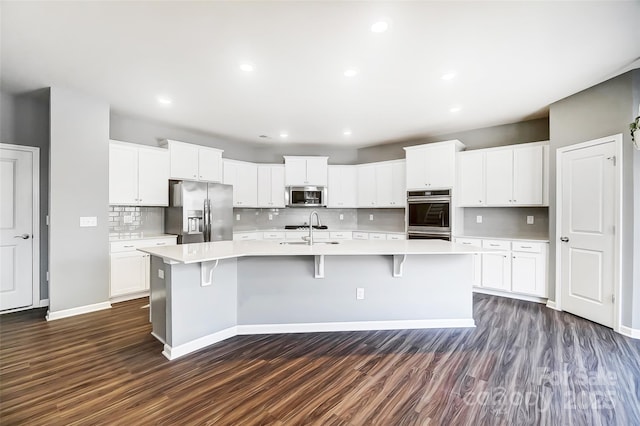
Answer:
[284,225,328,230]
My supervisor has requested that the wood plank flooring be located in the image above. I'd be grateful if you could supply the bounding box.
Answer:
[1,293,639,425]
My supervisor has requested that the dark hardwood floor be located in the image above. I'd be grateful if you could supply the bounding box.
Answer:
[1,293,639,425]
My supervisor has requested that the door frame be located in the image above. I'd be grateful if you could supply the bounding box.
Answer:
[554,134,623,332]
[0,143,40,311]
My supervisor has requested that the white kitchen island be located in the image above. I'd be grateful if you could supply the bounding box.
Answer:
[140,239,483,360]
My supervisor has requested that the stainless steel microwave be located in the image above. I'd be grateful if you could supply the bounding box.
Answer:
[285,186,327,207]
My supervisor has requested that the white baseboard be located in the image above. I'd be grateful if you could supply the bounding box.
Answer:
[237,318,476,335]
[46,301,111,321]
[162,326,238,360]
[619,325,640,339]
[473,287,547,304]
[546,300,561,311]
[158,318,475,360]
[110,291,149,304]
[39,299,49,308]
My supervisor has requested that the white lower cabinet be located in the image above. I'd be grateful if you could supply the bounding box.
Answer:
[109,237,177,300]
[455,237,548,298]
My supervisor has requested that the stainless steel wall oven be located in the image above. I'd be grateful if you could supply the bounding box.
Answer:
[406,189,451,241]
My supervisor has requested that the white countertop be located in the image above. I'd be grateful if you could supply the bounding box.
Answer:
[233,228,405,234]
[138,239,486,264]
[109,233,177,242]
[454,235,549,243]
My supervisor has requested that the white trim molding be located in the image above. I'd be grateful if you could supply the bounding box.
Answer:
[619,326,640,340]
[473,288,547,304]
[554,134,623,333]
[546,300,560,311]
[162,326,237,360]
[39,299,49,307]
[46,301,111,321]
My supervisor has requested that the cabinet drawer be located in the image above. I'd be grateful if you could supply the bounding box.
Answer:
[110,241,140,253]
[369,233,387,241]
[512,241,544,253]
[137,237,177,249]
[233,232,259,241]
[482,239,511,250]
[110,237,177,253]
[286,231,308,241]
[329,231,352,240]
[387,234,405,241]
[456,238,482,248]
[263,231,286,240]
[352,232,369,240]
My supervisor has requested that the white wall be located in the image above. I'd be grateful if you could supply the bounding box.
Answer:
[49,87,110,313]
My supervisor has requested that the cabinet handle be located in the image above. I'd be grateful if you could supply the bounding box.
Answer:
[156,242,166,245]
[520,245,531,249]
[489,244,499,247]
[479,200,482,203]
[124,245,134,248]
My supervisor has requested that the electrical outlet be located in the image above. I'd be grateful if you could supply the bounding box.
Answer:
[158,269,164,279]
[268,214,273,220]
[356,288,365,300]
[123,214,133,224]
[369,214,374,221]
[476,215,482,224]
[527,216,534,225]
[236,214,240,221]
[339,214,344,221]
[79,216,97,227]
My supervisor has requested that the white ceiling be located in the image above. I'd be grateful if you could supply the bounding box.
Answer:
[2,1,639,147]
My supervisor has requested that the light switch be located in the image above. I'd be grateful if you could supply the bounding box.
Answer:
[268,214,273,221]
[527,216,534,225]
[476,215,482,224]
[158,269,164,279]
[369,214,374,221]
[339,214,344,221]
[356,288,365,300]
[236,214,240,221]
[79,216,97,227]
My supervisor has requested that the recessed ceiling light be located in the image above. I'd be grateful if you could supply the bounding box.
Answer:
[343,130,352,136]
[450,106,461,113]
[156,96,172,105]
[371,21,388,33]
[279,132,288,138]
[240,63,254,72]
[344,69,358,77]
[441,72,456,81]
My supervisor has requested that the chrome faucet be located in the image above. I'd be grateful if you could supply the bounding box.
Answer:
[307,210,322,245]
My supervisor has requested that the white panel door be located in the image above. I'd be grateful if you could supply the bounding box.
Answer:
[269,166,285,207]
[110,252,148,297]
[481,253,511,291]
[357,165,377,207]
[457,151,485,206]
[391,162,406,206]
[305,158,328,186]
[137,148,169,206]
[560,141,615,327]
[236,162,257,207]
[375,163,393,206]
[426,144,455,189]
[198,148,222,182]
[257,166,272,207]
[513,145,543,205]
[169,142,198,180]
[328,166,357,208]
[485,149,513,205]
[0,147,33,310]
[511,252,545,296]
[284,158,308,186]
[109,144,138,204]
[405,149,426,189]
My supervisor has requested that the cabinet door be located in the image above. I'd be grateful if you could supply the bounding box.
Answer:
[511,252,546,296]
[357,165,377,207]
[457,151,485,206]
[109,144,138,204]
[375,163,393,206]
[222,161,239,205]
[110,251,148,297]
[269,166,285,207]
[405,148,426,189]
[198,148,222,182]
[284,158,307,186]
[327,166,342,207]
[328,166,357,208]
[481,252,511,291]
[305,158,328,186]
[512,145,543,205]
[236,162,257,207]
[169,143,199,180]
[485,149,513,205]
[138,148,169,206]
[257,166,271,207]
[391,161,406,206]
[426,144,455,188]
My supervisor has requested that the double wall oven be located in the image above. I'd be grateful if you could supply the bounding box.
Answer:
[406,189,451,241]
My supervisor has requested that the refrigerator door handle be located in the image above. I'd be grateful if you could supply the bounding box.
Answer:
[207,199,213,242]
[203,199,209,242]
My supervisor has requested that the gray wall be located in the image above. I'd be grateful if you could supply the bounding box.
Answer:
[549,69,638,328]
[356,117,550,163]
[632,70,640,329]
[0,89,51,300]
[462,207,549,240]
[110,111,358,164]
[49,87,110,312]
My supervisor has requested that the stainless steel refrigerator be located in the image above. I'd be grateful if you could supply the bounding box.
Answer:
[165,180,233,244]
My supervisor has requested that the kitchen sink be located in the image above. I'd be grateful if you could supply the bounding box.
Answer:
[279,241,340,245]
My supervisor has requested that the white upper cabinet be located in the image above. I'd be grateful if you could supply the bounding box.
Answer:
[109,141,169,206]
[486,143,545,206]
[223,159,258,207]
[327,165,357,208]
[257,165,285,208]
[404,140,465,190]
[457,142,548,207]
[357,160,405,208]
[457,151,485,206]
[283,156,328,186]
[161,139,223,182]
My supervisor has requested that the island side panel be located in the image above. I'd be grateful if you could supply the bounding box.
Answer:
[149,256,168,343]
[164,258,238,347]
[237,254,473,326]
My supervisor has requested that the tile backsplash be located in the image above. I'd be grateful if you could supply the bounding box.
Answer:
[109,206,164,237]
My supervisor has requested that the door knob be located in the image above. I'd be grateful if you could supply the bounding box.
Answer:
[560,237,569,242]
[14,234,30,239]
